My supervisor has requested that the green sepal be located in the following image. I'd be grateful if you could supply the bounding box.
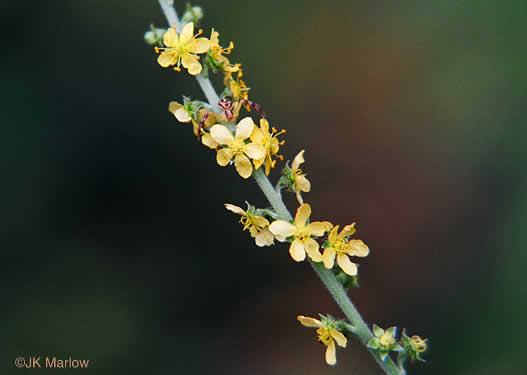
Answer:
[367,337,380,349]
[386,326,397,337]
[200,60,209,78]
[373,324,384,337]
[337,321,356,333]
[334,269,360,289]
[203,51,225,75]
[255,208,279,220]
[379,350,390,362]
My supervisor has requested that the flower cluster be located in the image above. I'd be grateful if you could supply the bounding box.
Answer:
[149,8,427,371]
[367,325,428,364]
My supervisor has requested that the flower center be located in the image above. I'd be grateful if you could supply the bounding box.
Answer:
[317,328,332,346]
[231,138,246,153]
[295,226,311,241]
[334,239,348,254]
[380,333,395,347]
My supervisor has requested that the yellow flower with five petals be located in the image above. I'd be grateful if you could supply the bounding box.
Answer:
[297,315,347,366]
[209,29,239,73]
[269,203,332,262]
[250,119,286,175]
[156,22,210,75]
[209,117,266,179]
[225,204,274,247]
[322,224,369,276]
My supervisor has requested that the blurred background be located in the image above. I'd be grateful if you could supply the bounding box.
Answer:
[1,0,526,374]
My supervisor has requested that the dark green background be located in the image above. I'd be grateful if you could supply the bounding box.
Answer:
[2,0,526,374]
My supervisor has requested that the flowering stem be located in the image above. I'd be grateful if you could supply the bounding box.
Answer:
[157,1,402,373]
[253,169,292,221]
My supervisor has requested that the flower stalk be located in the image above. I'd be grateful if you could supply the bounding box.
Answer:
[155,1,419,373]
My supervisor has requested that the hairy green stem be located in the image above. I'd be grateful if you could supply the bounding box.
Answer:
[157,1,402,373]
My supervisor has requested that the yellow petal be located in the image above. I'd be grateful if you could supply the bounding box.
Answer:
[234,153,253,178]
[169,101,183,115]
[210,125,234,145]
[236,117,254,140]
[186,62,202,75]
[328,226,339,243]
[270,138,279,154]
[224,204,246,215]
[292,149,305,171]
[179,22,194,43]
[304,238,322,262]
[255,228,274,247]
[251,215,269,228]
[289,239,306,262]
[330,330,348,348]
[297,316,323,328]
[259,118,270,133]
[217,148,234,166]
[296,174,311,193]
[250,126,265,144]
[339,223,356,239]
[174,108,191,122]
[244,143,266,160]
[325,340,337,365]
[337,254,358,276]
[157,52,176,67]
[308,221,333,237]
[347,239,369,257]
[253,157,265,170]
[264,159,272,176]
[163,28,179,47]
[201,133,219,149]
[188,38,211,54]
[294,203,311,227]
[269,220,296,241]
[181,53,202,75]
[210,29,219,46]
[322,247,336,269]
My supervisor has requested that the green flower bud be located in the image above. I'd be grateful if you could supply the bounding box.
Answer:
[181,4,204,25]
[369,325,403,361]
[144,26,166,45]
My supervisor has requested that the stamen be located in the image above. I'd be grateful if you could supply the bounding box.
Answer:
[196,29,204,37]
[225,42,234,54]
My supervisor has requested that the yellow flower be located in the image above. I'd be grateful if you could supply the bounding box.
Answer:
[209,117,266,179]
[322,224,369,276]
[209,29,239,73]
[155,22,210,75]
[168,101,217,136]
[291,150,311,204]
[224,204,274,247]
[297,315,347,366]
[269,203,332,262]
[250,119,286,175]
